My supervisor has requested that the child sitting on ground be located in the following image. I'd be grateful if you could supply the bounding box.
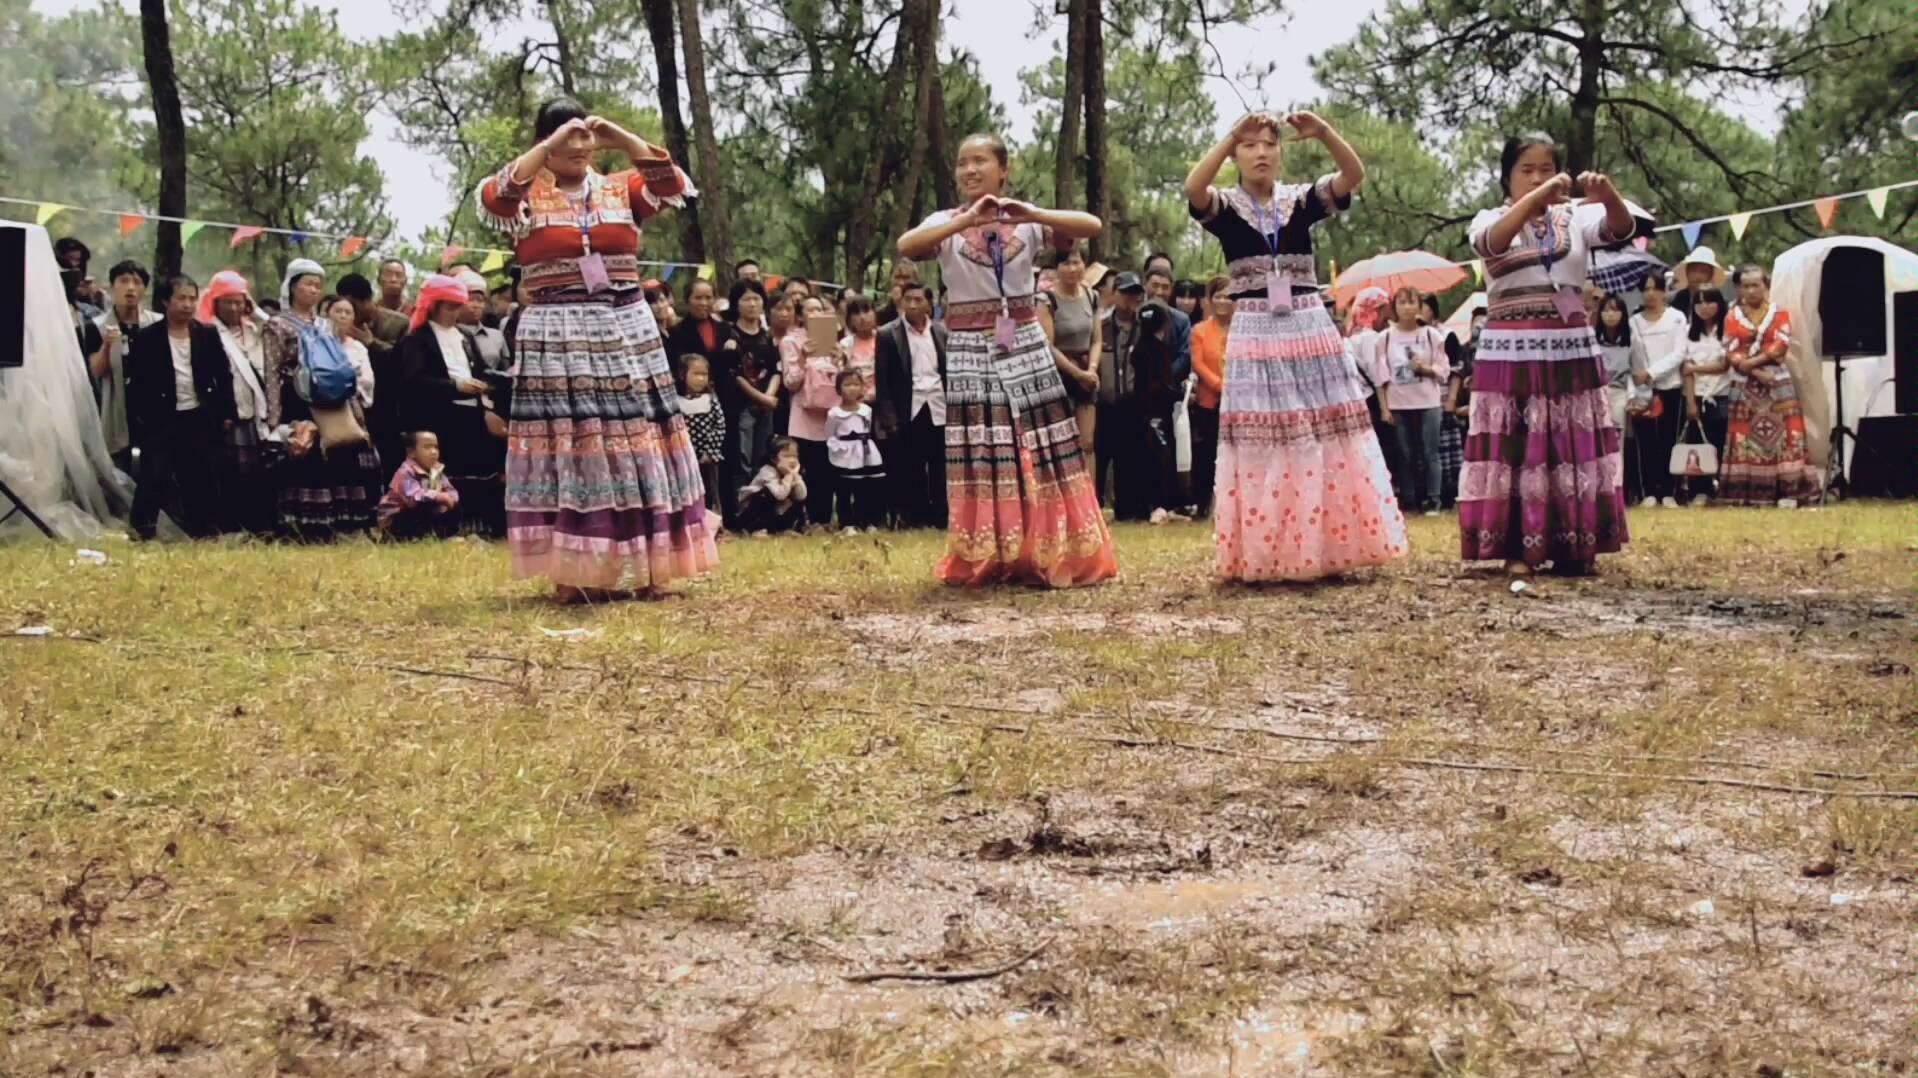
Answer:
[824,368,885,533]
[378,430,461,538]
[678,354,727,521]
[736,437,808,536]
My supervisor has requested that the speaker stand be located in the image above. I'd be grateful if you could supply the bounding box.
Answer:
[1825,353,1884,500]
[0,475,57,539]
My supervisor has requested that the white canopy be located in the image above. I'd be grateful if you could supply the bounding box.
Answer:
[0,222,133,540]
[1771,236,1918,477]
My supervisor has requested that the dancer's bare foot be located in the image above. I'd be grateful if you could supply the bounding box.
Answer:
[1550,559,1596,578]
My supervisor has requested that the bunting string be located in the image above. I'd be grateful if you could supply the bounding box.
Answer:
[6,176,1909,288]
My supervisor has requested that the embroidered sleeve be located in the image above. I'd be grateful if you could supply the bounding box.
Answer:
[261,319,292,428]
[440,474,460,508]
[1296,174,1350,228]
[1765,311,1792,359]
[1186,187,1225,230]
[1467,208,1505,261]
[624,152,697,221]
[1575,201,1630,248]
[477,162,534,236]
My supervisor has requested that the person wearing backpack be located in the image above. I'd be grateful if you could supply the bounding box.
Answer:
[262,259,383,539]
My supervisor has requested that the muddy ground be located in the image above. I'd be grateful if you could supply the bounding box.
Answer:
[2,519,1910,1077]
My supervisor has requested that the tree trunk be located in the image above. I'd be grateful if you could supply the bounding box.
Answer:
[885,0,940,250]
[1567,0,1603,176]
[1081,0,1109,262]
[842,0,920,288]
[1054,0,1087,210]
[675,0,731,282]
[639,0,706,264]
[140,0,187,281]
[544,0,579,96]
[927,61,958,210]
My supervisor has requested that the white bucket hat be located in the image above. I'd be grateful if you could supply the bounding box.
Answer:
[1677,246,1728,286]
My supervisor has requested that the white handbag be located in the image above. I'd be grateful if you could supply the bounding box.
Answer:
[1173,378,1194,474]
[1669,419,1718,478]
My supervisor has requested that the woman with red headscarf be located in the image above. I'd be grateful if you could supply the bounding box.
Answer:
[197,270,275,533]
[477,97,714,602]
[396,274,503,488]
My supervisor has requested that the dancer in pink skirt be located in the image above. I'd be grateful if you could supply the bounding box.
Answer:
[1461,134,1634,576]
[1183,112,1406,582]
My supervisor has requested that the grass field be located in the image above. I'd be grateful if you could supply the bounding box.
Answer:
[2,504,1911,1077]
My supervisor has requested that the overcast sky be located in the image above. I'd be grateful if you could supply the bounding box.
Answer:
[33,0,1382,237]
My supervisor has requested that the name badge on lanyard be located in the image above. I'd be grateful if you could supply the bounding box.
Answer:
[1534,210,1583,324]
[1254,198,1293,313]
[573,175,612,294]
[987,229,1018,352]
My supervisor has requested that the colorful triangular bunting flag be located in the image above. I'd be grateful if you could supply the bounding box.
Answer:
[661,266,677,283]
[697,263,715,281]
[1632,235,1650,252]
[1728,212,1751,240]
[1813,199,1838,230]
[35,202,65,226]
[180,220,207,244]
[479,250,507,273]
[339,237,366,260]
[1471,259,1484,285]
[290,232,309,246]
[118,213,145,238]
[439,245,464,267]
[1681,222,1702,249]
[230,225,265,248]
[1866,187,1889,220]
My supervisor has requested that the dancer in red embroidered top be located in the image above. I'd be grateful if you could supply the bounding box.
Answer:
[896,133,1116,587]
[1184,111,1406,582]
[476,97,717,602]
[1717,266,1822,508]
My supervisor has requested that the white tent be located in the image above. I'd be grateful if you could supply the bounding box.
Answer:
[1771,236,1918,478]
[0,222,133,540]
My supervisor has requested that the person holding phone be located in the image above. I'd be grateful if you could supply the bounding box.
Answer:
[779,295,844,527]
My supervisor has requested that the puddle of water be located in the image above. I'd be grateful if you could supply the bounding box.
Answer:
[1171,1008,1366,1077]
[1072,878,1288,929]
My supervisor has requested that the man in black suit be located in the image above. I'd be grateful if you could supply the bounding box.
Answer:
[125,274,235,538]
[872,281,948,529]
[1095,273,1178,522]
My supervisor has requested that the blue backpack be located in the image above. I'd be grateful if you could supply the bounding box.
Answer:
[292,316,358,405]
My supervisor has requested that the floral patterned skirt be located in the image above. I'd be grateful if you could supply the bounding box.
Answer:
[1214,296,1406,582]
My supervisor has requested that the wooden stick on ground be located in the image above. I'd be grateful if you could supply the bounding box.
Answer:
[842,941,1051,985]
